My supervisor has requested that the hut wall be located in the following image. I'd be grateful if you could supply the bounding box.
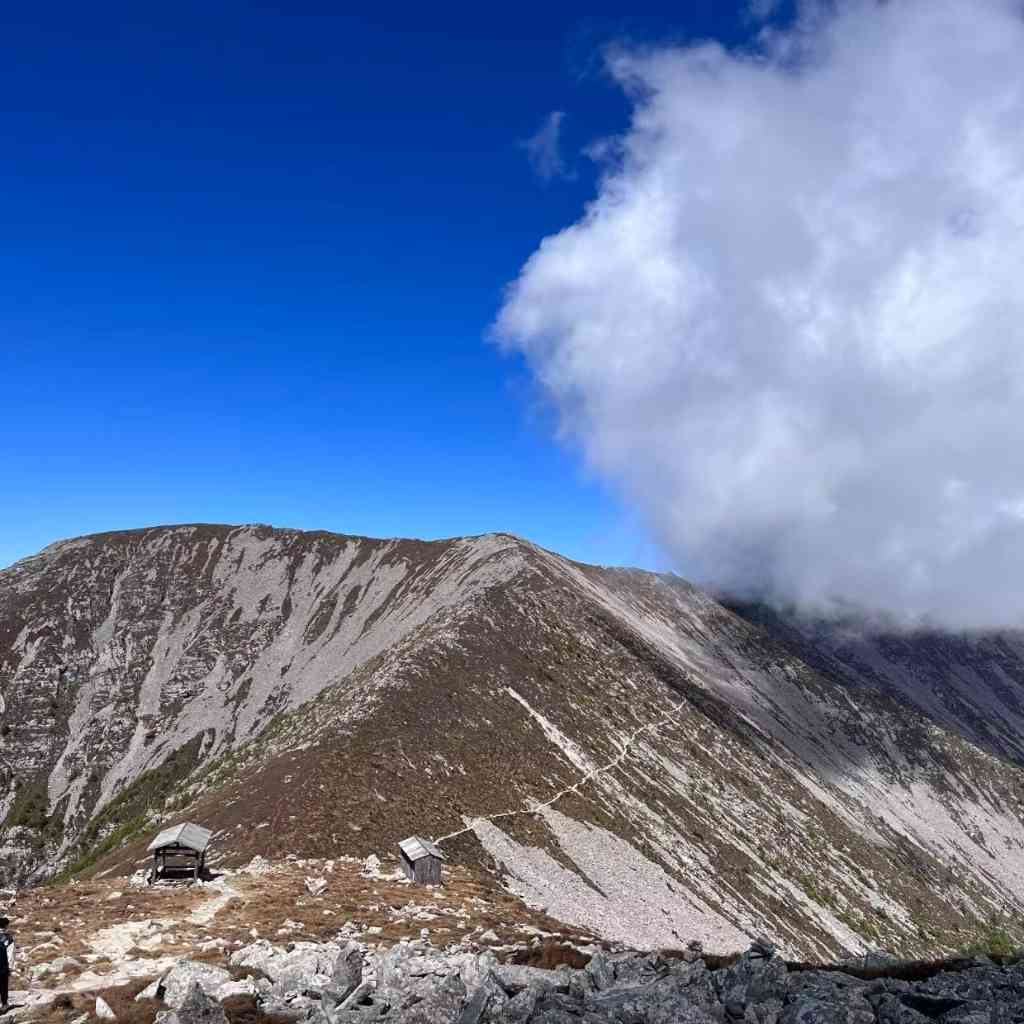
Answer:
[400,852,415,881]
[414,856,442,885]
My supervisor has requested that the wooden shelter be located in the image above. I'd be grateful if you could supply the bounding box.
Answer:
[398,835,444,885]
[147,822,212,883]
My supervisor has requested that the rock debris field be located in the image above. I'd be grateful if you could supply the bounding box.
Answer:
[2,856,1024,1022]
[0,855,592,1022]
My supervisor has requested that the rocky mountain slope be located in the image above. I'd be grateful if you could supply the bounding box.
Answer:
[3,525,1024,960]
[724,600,1024,768]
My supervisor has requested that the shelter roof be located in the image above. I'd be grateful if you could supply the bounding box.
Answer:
[398,835,444,862]
[147,822,213,853]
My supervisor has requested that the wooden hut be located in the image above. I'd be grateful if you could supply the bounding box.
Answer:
[398,835,444,884]
[147,822,212,883]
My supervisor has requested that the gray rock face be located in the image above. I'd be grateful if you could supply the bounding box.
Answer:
[160,961,234,1008]
[230,938,280,974]
[230,939,344,996]
[330,941,363,1001]
[301,940,1024,1024]
[167,983,227,1024]
[272,943,344,996]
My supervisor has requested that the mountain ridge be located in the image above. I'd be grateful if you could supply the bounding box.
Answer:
[3,523,1024,960]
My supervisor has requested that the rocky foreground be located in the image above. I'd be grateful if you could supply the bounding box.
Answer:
[20,935,1024,1024]
[3,856,1020,1022]
[2,859,1022,1024]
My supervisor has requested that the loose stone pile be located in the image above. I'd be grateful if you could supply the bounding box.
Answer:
[133,937,1024,1024]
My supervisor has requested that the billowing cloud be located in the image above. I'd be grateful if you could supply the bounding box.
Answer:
[521,111,573,183]
[496,0,1024,629]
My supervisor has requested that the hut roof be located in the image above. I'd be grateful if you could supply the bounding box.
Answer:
[398,835,444,862]
[147,822,213,853]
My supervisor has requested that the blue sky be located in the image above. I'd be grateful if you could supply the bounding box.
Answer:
[0,2,784,570]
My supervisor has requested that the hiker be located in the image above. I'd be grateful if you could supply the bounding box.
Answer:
[0,916,14,1013]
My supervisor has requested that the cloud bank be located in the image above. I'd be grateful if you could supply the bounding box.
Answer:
[496,0,1024,629]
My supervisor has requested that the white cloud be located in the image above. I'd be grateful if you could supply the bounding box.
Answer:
[496,0,1024,629]
[521,110,574,183]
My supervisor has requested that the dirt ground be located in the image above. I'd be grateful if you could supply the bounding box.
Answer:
[1,855,599,1022]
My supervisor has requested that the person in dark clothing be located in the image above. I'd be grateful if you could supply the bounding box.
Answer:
[0,916,14,1012]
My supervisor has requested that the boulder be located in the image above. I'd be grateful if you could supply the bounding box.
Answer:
[305,877,328,897]
[170,984,228,1024]
[230,939,284,974]
[215,979,258,1001]
[501,987,538,1022]
[716,951,788,1007]
[585,950,615,992]
[606,952,664,989]
[462,974,508,1023]
[95,996,116,1020]
[873,994,933,1023]
[330,941,363,1001]
[492,963,566,995]
[585,972,720,1024]
[400,970,467,1024]
[230,937,345,995]
[162,961,233,1009]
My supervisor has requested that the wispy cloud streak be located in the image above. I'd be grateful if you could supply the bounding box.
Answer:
[521,110,574,183]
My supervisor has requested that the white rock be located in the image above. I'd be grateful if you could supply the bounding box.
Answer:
[361,854,382,877]
[90,918,170,957]
[135,978,164,1002]
[242,855,271,876]
[96,996,117,1019]
[230,939,283,971]
[216,979,258,1000]
[305,877,328,897]
[51,956,84,972]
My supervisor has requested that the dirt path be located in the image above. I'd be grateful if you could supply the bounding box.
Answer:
[433,686,688,845]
